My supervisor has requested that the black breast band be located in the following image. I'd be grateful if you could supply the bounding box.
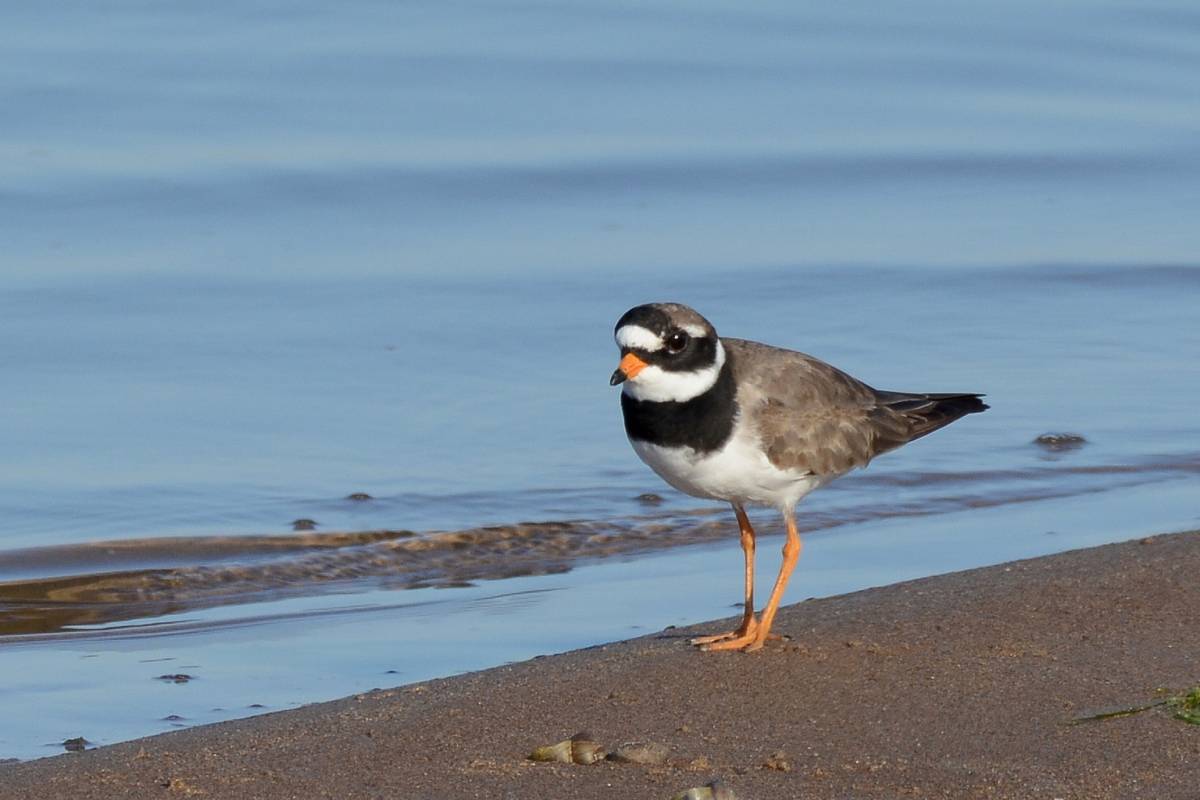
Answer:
[620,357,738,454]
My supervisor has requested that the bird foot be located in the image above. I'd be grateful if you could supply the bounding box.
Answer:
[690,621,782,651]
[690,630,743,646]
[689,618,757,646]
[699,632,763,651]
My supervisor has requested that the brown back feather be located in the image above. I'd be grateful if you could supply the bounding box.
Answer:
[725,338,986,476]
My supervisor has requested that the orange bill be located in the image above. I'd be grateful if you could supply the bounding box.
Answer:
[610,351,648,385]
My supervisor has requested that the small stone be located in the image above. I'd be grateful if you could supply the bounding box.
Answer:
[763,750,792,772]
[62,737,89,752]
[528,739,573,763]
[636,493,664,504]
[291,518,318,531]
[671,781,737,800]
[711,783,737,800]
[609,741,669,765]
[346,492,373,501]
[529,732,606,764]
[165,777,203,795]
[568,735,607,765]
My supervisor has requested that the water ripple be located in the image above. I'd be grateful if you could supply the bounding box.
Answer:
[2,452,1195,637]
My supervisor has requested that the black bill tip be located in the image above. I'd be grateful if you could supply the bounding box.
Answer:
[609,368,626,386]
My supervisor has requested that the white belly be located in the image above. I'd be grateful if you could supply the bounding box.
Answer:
[630,427,826,511]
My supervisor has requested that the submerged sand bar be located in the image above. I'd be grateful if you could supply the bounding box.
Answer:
[2,530,1197,799]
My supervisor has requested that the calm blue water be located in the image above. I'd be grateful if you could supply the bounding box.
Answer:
[2,0,1199,761]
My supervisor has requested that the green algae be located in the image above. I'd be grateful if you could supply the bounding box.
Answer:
[1070,685,1200,726]
[1164,686,1200,725]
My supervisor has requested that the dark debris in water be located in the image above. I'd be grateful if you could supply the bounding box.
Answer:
[636,492,665,504]
[62,737,90,752]
[291,518,318,531]
[156,674,194,684]
[1033,432,1088,451]
[345,492,373,501]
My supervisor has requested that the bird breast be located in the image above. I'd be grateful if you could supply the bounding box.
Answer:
[629,421,826,511]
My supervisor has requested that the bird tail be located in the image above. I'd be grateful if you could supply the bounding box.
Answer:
[874,391,989,443]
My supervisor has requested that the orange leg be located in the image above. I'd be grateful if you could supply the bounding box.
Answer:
[691,504,758,646]
[705,507,801,652]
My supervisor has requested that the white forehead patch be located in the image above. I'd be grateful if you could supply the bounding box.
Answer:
[615,324,664,352]
[681,323,708,338]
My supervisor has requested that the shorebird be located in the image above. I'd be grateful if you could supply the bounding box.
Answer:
[610,303,987,652]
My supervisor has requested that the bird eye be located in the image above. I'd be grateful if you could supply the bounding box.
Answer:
[665,331,688,353]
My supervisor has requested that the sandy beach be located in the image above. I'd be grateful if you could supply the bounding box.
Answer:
[3,529,1197,799]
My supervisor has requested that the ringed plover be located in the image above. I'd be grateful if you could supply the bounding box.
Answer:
[610,302,987,652]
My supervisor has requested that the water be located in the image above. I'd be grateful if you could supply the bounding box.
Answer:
[2,0,1199,761]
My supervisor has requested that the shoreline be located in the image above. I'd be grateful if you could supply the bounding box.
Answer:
[3,530,1198,799]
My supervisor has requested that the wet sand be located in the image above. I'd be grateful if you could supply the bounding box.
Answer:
[3,530,1198,799]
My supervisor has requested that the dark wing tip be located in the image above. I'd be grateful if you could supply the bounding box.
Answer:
[944,393,988,414]
[878,392,988,414]
[872,391,988,448]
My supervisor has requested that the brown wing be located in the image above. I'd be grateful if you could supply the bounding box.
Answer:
[724,338,987,477]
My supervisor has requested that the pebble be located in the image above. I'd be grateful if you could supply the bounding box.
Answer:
[609,741,669,765]
[528,732,606,765]
[763,750,792,772]
[1032,433,1087,451]
[671,780,737,800]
